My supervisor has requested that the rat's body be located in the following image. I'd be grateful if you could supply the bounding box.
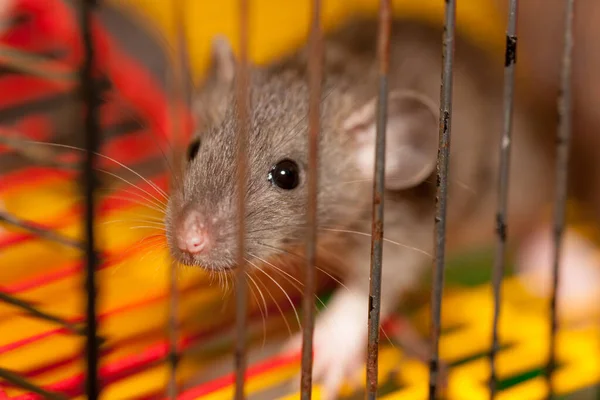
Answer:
[166,18,555,398]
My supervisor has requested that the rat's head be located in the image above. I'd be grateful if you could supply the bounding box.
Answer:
[165,36,439,271]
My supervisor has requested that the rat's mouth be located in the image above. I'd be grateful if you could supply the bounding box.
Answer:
[169,246,238,272]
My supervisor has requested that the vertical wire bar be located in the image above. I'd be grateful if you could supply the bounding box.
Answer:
[234,0,250,398]
[429,0,456,398]
[547,0,576,398]
[166,1,190,397]
[167,262,179,400]
[489,1,518,398]
[300,1,322,398]
[365,1,391,398]
[79,0,101,399]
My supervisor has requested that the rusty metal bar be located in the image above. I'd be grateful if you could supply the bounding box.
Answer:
[79,0,101,398]
[365,1,391,398]
[165,0,192,396]
[489,1,518,398]
[0,45,77,82]
[0,291,89,336]
[547,0,576,398]
[234,0,250,398]
[429,0,456,398]
[167,262,179,399]
[300,0,323,398]
[0,367,68,400]
[0,211,84,249]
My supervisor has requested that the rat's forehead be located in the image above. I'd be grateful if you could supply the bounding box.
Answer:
[206,78,309,138]
[250,74,309,117]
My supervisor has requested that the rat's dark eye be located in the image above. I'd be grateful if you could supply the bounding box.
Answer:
[268,159,300,190]
[187,139,201,161]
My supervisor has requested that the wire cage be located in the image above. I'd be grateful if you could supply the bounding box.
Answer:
[1,0,599,399]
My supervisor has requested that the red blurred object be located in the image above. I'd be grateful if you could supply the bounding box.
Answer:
[0,0,193,147]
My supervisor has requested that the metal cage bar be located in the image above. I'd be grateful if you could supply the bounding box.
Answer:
[0,211,84,249]
[366,1,391,398]
[489,0,518,398]
[166,0,193,396]
[79,0,102,398]
[234,0,251,398]
[429,0,456,398]
[547,0,576,398]
[300,0,323,398]
[0,0,588,399]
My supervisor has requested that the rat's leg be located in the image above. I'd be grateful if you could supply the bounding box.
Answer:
[283,241,428,399]
[516,223,600,321]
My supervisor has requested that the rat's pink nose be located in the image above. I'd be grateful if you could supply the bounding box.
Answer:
[176,210,209,255]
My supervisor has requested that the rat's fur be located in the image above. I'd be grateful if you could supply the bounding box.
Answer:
[166,18,555,399]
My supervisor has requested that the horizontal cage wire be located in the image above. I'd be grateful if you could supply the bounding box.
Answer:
[1,0,598,400]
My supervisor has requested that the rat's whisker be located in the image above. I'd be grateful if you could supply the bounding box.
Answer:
[130,226,167,231]
[225,269,234,296]
[98,96,179,185]
[244,270,268,350]
[109,236,165,275]
[102,219,165,226]
[139,246,166,264]
[247,252,329,310]
[101,195,167,215]
[271,266,328,311]
[103,187,168,213]
[253,242,349,291]
[114,234,165,255]
[121,213,165,223]
[315,266,347,291]
[247,258,301,331]
[70,174,168,213]
[251,266,294,339]
[246,217,437,244]
[222,270,229,296]
[318,228,433,258]
[247,252,302,287]
[380,324,395,349]
[245,269,269,320]
[97,167,168,207]
[16,140,170,201]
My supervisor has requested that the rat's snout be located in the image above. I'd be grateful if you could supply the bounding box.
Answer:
[176,209,210,256]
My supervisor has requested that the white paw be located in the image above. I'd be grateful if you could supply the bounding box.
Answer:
[516,226,600,320]
[283,291,368,400]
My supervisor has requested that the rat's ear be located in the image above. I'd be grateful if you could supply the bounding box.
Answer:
[205,35,236,86]
[343,90,439,190]
[193,36,236,125]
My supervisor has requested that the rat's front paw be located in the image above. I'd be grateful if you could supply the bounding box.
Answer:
[283,291,368,400]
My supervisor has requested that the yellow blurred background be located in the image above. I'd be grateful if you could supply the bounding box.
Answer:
[3,1,600,399]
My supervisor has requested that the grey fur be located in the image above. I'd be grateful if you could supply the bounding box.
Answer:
[166,18,553,278]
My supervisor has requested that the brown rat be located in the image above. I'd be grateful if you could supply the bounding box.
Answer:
[165,18,556,399]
